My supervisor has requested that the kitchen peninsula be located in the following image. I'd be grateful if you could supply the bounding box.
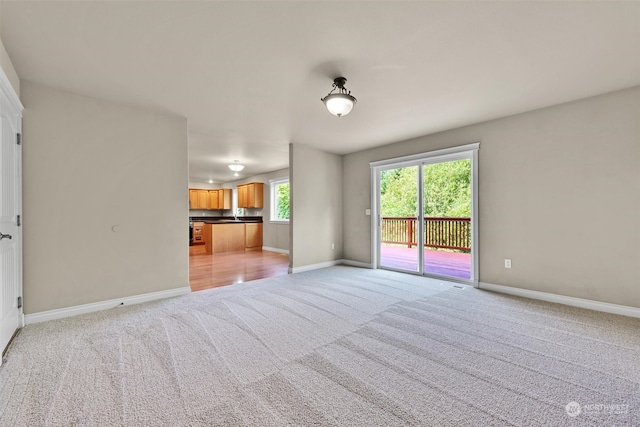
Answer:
[190,217,263,254]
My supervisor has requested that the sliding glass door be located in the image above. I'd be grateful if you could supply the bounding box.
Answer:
[422,159,472,281]
[379,165,420,272]
[372,144,478,285]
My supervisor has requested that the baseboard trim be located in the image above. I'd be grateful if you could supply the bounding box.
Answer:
[262,246,289,254]
[289,259,374,274]
[341,259,374,269]
[479,282,640,319]
[24,286,192,325]
[290,260,344,274]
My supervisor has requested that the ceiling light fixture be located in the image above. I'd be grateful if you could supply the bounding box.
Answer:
[321,77,357,117]
[228,160,245,172]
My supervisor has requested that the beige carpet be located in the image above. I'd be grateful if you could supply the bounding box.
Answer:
[1,266,638,426]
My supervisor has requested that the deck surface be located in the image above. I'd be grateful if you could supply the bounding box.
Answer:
[380,245,471,280]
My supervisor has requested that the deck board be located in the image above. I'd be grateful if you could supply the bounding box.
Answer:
[380,245,471,280]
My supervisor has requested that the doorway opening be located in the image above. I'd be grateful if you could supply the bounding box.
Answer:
[187,187,291,290]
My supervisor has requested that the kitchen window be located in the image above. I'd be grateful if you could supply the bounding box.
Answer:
[270,177,289,222]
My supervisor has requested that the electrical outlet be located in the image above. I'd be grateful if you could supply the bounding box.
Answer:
[331,243,335,250]
[504,259,512,269]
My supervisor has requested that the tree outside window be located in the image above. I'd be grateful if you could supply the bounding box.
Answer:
[270,178,289,222]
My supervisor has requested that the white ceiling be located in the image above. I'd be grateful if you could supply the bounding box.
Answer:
[1,1,638,183]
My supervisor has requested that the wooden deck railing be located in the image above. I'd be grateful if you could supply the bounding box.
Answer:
[381,216,471,252]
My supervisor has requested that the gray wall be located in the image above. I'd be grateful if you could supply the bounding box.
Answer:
[188,182,221,190]
[22,82,189,313]
[223,168,290,252]
[290,143,343,269]
[343,86,640,308]
[0,36,19,97]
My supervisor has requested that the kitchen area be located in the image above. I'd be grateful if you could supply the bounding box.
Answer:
[188,181,289,291]
[189,182,264,253]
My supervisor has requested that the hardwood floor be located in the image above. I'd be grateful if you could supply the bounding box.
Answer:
[189,245,289,292]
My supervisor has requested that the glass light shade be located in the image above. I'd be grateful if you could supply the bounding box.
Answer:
[228,163,245,172]
[323,93,356,117]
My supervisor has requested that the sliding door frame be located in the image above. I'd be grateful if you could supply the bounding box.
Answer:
[370,143,479,286]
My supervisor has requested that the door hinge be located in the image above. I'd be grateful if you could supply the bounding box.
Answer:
[16,133,22,145]
[17,215,21,226]
[17,296,22,309]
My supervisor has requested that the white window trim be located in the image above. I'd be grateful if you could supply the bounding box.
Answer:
[269,177,290,223]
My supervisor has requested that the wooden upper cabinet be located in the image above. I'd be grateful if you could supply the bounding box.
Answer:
[238,184,248,208]
[189,189,198,209]
[210,189,232,210]
[219,188,231,209]
[247,183,256,207]
[237,182,264,208]
[189,188,232,210]
[250,183,264,208]
[197,190,209,209]
[189,189,210,209]
[209,190,219,210]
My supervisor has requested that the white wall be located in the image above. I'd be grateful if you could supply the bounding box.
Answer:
[343,86,640,308]
[22,82,189,313]
[290,144,342,268]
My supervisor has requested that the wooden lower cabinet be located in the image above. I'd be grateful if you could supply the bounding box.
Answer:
[192,222,205,245]
[205,223,245,253]
[245,223,263,249]
[205,222,263,254]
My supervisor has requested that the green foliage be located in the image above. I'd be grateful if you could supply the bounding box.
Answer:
[423,159,471,217]
[380,159,470,218]
[380,167,418,216]
[276,182,290,220]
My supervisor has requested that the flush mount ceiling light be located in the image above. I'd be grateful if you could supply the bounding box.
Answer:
[228,160,245,172]
[321,77,357,117]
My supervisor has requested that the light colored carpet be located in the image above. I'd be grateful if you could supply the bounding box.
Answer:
[1,266,638,426]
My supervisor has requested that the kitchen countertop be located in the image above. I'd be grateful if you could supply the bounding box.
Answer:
[190,216,263,224]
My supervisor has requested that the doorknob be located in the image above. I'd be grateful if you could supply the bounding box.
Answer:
[0,233,12,240]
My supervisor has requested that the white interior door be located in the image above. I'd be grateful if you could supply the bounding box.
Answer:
[0,71,23,360]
